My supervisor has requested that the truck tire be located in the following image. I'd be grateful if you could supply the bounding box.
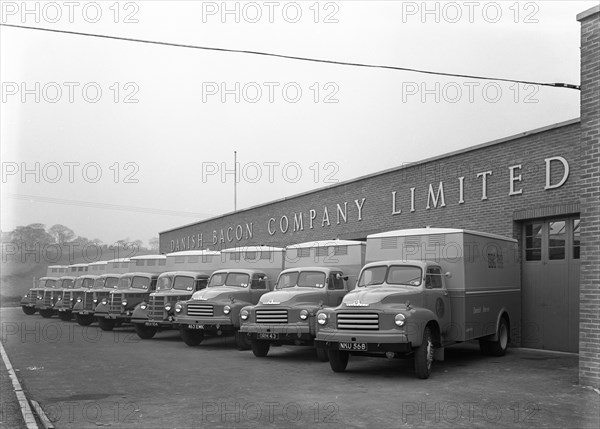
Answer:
[235,330,251,350]
[251,340,270,357]
[98,318,115,331]
[135,324,158,339]
[315,348,329,362]
[22,306,36,315]
[180,328,204,346]
[76,314,94,326]
[58,311,72,322]
[328,350,349,372]
[488,317,509,356]
[414,326,434,379]
[39,309,53,318]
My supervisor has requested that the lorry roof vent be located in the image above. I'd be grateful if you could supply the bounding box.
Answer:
[404,236,421,247]
[381,237,398,249]
[428,235,446,246]
[298,248,310,258]
[334,245,348,255]
[316,247,329,257]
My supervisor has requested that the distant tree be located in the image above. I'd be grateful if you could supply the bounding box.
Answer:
[148,237,159,251]
[10,224,54,247]
[48,224,75,244]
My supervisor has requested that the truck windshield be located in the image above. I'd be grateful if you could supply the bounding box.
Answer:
[58,279,73,288]
[208,273,226,287]
[358,266,388,287]
[131,277,150,289]
[82,278,95,288]
[174,276,195,291]
[387,266,423,286]
[225,273,250,287]
[105,277,119,289]
[156,277,173,291]
[277,272,326,288]
[74,278,84,288]
[117,277,132,289]
[93,278,105,289]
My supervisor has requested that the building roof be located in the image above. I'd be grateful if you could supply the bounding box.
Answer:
[367,228,518,243]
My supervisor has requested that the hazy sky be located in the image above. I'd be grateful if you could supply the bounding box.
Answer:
[1,0,594,246]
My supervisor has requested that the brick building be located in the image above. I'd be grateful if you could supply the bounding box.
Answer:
[160,6,599,387]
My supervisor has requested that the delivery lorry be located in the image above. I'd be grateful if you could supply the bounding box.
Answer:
[174,246,284,350]
[240,240,365,360]
[314,228,520,379]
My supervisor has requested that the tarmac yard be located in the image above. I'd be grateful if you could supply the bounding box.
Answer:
[0,307,598,429]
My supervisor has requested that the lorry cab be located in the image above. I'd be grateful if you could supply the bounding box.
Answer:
[35,276,71,318]
[174,245,285,350]
[21,276,59,315]
[131,271,210,339]
[240,240,366,359]
[72,273,120,326]
[95,272,159,331]
[315,228,519,379]
[55,274,99,321]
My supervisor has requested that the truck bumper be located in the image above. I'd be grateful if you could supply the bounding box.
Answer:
[240,323,313,343]
[315,331,413,353]
[175,316,234,331]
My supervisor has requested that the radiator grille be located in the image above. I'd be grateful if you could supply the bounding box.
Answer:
[187,303,213,317]
[42,290,54,307]
[110,293,123,313]
[149,296,165,321]
[256,309,288,324]
[337,312,379,330]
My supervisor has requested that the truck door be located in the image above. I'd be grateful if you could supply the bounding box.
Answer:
[249,273,268,303]
[424,266,452,336]
[327,272,346,307]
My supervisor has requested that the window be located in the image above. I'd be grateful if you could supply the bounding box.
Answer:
[147,259,156,266]
[245,251,257,260]
[187,256,199,263]
[251,274,267,290]
[425,267,443,289]
[136,260,144,266]
[316,246,329,257]
[525,223,543,261]
[175,256,185,264]
[112,263,119,269]
[549,220,566,260]
[230,253,240,261]
[260,251,271,260]
[573,219,580,259]
[159,259,166,266]
[120,263,128,268]
[329,273,345,290]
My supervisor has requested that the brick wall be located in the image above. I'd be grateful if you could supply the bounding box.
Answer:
[160,121,581,253]
[577,6,600,389]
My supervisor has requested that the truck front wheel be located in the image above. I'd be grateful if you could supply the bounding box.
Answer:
[22,306,36,315]
[414,326,434,379]
[39,309,53,318]
[98,318,115,331]
[235,331,251,350]
[135,324,158,339]
[250,340,270,357]
[58,311,72,322]
[488,317,509,356]
[180,328,204,346]
[76,314,94,326]
[328,350,349,372]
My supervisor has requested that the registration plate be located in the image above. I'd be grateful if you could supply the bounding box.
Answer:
[258,333,278,340]
[79,311,89,315]
[339,342,367,351]
[187,324,204,330]
[145,322,159,327]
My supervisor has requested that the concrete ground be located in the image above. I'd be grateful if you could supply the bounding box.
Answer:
[0,307,598,428]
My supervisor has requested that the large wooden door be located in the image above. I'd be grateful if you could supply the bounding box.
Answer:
[521,218,580,352]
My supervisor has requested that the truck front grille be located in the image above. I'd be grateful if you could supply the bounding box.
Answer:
[43,291,54,307]
[62,291,72,306]
[149,296,165,320]
[110,293,123,313]
[187,303,213,317]
[256,309,288,324]
[83,292,94,310]
[337,312,379,330]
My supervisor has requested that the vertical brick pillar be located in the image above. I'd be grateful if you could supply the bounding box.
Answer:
[577,5,600,389]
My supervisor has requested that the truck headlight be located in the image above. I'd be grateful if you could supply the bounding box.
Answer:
[57,296,62,301]
[24,294,28,298]
[175,304,182,313]
[140,303,147,310]
[317,313,328,326]
[240,309,249,320]
[223,305,231,315]
[93,299,98,303]
[37,295,42,300]
[101,298,108,305]
[76,297,82,303]
[165,303,172,312]
[299,309,309,320]
[395,313,406,327]
[122,300,128,307]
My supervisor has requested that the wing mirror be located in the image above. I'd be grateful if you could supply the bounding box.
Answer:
[444,272,452,278]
